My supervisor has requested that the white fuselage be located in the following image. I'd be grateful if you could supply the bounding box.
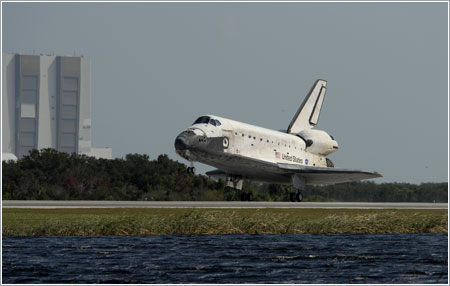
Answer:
[175,114,334,178]
[214,115,327,168]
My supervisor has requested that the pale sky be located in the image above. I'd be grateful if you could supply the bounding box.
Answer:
[2,2,448,183]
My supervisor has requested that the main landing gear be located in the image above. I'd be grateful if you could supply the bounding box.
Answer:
[240,191,254,201]
[289,191,303,202]
[290,174,305,203]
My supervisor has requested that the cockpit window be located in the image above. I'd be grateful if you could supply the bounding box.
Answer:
[193,116,210,125]
[193,116,222,127]
[192,116,222,127]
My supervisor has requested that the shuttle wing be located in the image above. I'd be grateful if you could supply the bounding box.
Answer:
[205,152,381,186]
[277,163,382,185]
[287,79,327,133]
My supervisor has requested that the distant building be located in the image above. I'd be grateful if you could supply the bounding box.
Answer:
[2,53,111,159]
[2,152,17,162]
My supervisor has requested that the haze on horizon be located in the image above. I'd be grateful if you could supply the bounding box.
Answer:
[2,2,448,184]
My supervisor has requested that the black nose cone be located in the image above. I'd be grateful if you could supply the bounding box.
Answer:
[175,137,187,150]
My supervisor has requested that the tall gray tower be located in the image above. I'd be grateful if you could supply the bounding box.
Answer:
[2,53,111,159]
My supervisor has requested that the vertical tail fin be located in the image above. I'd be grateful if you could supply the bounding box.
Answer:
[287,79,327,133]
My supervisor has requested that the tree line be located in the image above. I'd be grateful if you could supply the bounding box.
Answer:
[2,149,447,202]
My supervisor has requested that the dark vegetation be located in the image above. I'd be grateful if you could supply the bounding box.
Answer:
[2,149,448,202]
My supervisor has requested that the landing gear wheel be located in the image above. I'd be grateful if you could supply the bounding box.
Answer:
[295,191,303,202]
[186,167,196,174]
[289,193,296,202]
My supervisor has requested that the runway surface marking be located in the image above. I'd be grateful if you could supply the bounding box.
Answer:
[2,200,448,209]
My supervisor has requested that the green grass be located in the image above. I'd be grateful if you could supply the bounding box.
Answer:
[2,208,448,236]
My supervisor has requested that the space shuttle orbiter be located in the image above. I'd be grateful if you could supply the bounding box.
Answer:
[174,80,381,202]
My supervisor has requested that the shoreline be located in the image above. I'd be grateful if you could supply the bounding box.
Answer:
[3,208,447,236]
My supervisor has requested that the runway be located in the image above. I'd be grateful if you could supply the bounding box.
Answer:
[2,200,447,209]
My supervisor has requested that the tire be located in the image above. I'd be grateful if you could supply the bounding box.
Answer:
[247,192,254,202]
[191,167,196,174]
[186,167,192,174]
[295,192,303,202]
[289,193,296,202]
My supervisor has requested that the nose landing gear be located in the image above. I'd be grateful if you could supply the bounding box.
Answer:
[186,162,196,174]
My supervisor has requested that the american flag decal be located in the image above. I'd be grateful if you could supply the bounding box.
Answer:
[275,151,280,159]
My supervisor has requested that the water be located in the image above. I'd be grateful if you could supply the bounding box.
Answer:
[2,234,448,284]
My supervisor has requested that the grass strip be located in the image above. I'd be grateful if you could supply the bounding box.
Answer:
[2,208,448,236]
